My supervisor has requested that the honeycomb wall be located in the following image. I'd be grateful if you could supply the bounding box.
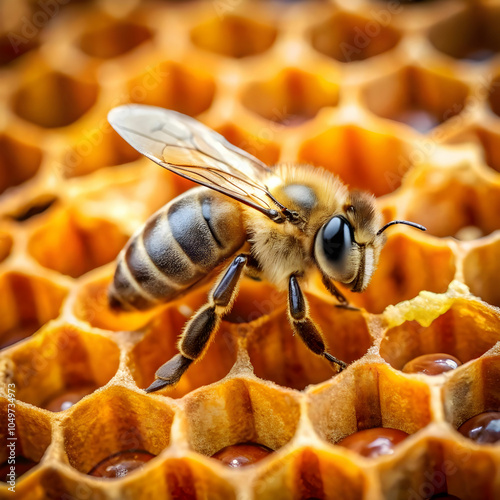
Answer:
[0,0,500,499]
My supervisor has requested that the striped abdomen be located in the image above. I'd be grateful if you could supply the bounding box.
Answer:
[109,187,246,310]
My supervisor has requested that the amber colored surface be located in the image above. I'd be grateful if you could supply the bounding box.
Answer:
[0,0,499,499]
[337,428,409,458]
[458,412,500,444]
[212,443,273,468]
[402,353,462,376]
[88,450,155,478]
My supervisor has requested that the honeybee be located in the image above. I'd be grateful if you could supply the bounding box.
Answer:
[108,104,425,393]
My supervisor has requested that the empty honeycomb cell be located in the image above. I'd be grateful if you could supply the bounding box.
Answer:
[428,4,500,61]
[0,231,13,264]
[216,123,280,167]
[0,2,39,66]
[129,288,239,398]
[77,17,153,59]
[380,299,500,372]
[0,133,43,195]
[184,377,300,458]
[447,126,500,174]
[62,124,142,178]
[297,124,414,196]
[308,363,433,445]
[440,439,499,500]
[28,208,129,278]
[443,354,500,437]
[340,232,456,314]
[5,324,119,408]
[223,279,285,324]
[362,66,469,133]
[62,386,173,476]
[489,74,500,118]
[0,272,67,349]
[247,297,371,390]
[126,61,215,117]
[253,446,369,500]
[73,274,157,332]
[13,70,99,128]
[190,13,277,58]
[400,166,500,238]
[309,10,401,63]
[463,238,500,308]
[0,398,51,485]
[8,195,57,222]
[376,435,497,500]
[111,456,237,500]
[241,68,339,126]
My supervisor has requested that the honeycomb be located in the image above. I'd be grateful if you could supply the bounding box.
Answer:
[0,0,500,498]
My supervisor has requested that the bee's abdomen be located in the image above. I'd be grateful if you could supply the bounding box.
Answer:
[109,188,246,311]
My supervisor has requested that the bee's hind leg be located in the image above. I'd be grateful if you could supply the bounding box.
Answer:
[288,275,347,372]
[145,254,248,393]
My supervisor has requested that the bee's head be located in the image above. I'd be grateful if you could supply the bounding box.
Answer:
[314,191,425,292]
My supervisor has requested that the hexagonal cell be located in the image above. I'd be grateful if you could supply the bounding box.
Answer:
[8,195,57,222]
[63,386,173,476]
[241,68,339,126]
[297,124,414,196]
[247,296,372,390]
[190,13,277,58]
[310,10,401,63]
[0,272,67,349]
[400,165,500,238]
[447,126,500,174]
[0,2,39,66]
[0,133,43,195]
[489,74,500,118]
[73,273,157,332]
[380,299,500,372]
[78,17,152,59]
[184,377,300,459]
[62,124,141,178]
[126,61,215,117]
[28,208,129,278]
[362,66,469,133]
[464,238,500,308]
[0,231,13,264]
[13,71,99,128]
[308,363,433,447]
[0,399,51,486]
[104,455,237,500]
[340,232,456,314]
[377,435,498,500]
[428,4,500,61]
[129,286,238,398]
[441,437,499,500]
[216,123,280,166]
[443,354,500,440]
[5,324,120,409]
[253,447,369,500]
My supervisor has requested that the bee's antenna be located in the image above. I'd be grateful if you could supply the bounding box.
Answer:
[376,220,427,236]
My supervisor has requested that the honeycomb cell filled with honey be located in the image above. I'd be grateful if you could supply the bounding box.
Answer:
[0,0,499,499]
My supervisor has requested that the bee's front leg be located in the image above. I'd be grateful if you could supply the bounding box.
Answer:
[288,275,347,372]
[320,273,360,311]
[145,254,248,393]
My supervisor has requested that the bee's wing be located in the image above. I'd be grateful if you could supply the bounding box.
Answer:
[108,104,281,218]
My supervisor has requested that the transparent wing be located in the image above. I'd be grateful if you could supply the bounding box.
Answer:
[108,104,282,218]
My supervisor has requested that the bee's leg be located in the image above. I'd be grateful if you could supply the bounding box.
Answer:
[288,275,347,371]
[320,273,360,311]
[145,254,248,393]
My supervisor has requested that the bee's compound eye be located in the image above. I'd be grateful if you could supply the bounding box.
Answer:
[315,216,356,284]
[322,216,353,264]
